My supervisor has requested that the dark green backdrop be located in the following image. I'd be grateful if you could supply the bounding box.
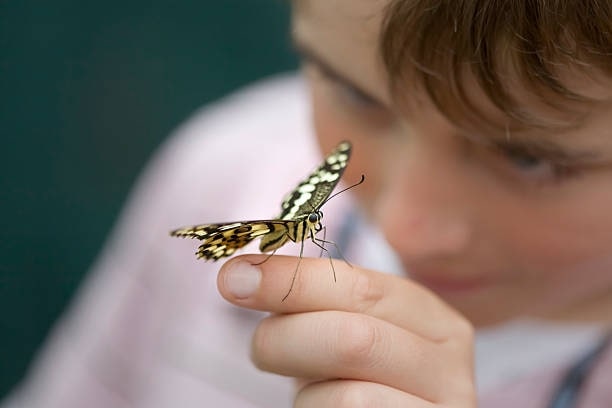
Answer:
[0,1,297,397]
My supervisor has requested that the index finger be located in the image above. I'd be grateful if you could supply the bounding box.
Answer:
[217,254,470,342]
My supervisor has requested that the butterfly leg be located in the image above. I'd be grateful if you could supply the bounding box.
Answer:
[308,232,338,283]
[252,250,277,266]
[317,226,329,258]
[314,237,352,269]
[281,240,305,302]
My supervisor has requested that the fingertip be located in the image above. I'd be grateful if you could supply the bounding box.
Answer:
[218,258,262,300]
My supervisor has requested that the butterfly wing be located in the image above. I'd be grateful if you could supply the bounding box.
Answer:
[170,141,353,262]
[279,141,352,220]
[170,220,295,260]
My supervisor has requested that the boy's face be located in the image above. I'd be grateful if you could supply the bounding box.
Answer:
[292,0,612,325]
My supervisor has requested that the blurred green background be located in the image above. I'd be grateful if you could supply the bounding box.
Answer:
[0,0,297,397]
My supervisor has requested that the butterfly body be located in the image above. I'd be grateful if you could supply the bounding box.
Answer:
[170,141,352,261]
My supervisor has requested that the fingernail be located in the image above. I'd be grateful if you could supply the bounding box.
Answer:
[224,261,261,299]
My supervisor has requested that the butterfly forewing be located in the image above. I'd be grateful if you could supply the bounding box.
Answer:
[278,141,351,220]
[170,140,352,261]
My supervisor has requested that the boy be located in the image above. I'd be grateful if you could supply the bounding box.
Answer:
[5,1,611,407]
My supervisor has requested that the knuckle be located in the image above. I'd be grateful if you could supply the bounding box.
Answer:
[350,270,384,313]
[441,316,474,366]
[447,314,475,343]
[335,314,381,367]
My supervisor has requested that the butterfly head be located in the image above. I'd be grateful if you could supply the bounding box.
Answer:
[307,210,324,232]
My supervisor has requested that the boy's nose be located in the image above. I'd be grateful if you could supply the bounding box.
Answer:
[371,149,473,263]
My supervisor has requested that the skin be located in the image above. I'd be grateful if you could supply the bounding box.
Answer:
[216,0,612,406]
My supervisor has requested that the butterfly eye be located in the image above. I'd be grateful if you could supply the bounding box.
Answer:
[308,213,320,223]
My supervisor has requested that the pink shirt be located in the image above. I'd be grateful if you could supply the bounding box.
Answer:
[4,74,611,407]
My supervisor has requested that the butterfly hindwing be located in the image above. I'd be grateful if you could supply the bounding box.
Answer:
[171,220,296,260]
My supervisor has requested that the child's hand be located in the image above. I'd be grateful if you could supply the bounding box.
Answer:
[218,255,476,408]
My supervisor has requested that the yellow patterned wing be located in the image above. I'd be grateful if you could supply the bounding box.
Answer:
[279,141,351,220]
[170,220,296,260]
[170,140,353,262]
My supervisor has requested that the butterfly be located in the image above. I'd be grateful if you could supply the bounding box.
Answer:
[170,140,361,300]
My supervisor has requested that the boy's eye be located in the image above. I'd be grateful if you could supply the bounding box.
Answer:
[501,148,579,182]
[506,149,544,169]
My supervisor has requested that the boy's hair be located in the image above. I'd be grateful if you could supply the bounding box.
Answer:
[380,0,612,129]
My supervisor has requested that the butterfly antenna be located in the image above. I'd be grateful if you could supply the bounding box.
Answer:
[319,174,365,208]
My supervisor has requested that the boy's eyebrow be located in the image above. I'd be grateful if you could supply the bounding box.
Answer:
[290,37,389,107]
